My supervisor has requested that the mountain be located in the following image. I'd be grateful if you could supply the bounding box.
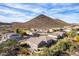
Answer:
[12,14,70,29]
[0,22,11,25]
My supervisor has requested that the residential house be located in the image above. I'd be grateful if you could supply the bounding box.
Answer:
[20,36,57,52]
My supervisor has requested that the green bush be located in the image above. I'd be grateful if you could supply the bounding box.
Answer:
[15,28,22,34]
[0,39,32,56]
[33,47,50,56]
[0,40,18,54]
[3,25,8,32]
[18,48,31,56]
[49,39,78,56]
[6,40,17,46]
[74,35,79,42]
[66,29,77,38]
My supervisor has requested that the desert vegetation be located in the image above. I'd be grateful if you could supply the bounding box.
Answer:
[0,32,79,56]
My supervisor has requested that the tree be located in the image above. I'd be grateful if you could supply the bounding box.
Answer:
[15,28,21,34]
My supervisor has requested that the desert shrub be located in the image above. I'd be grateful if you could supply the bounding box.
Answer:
[21,32,27,36]
[0,44,6,49]
[0,40,17,47]
[20,43,30,48]
[67,44,77,55]
[49,39,78,56]
[15,28,22,34]
[3,25,8,32]
[18,48,31,56]
[0,39,32,56]
[66,30,76,38]
[5,43,30,56]
[4,45,21,56]
[74,35,79,42]
[39,47,50,56]
[0,40,18,55]
[33,47,50,56]
[21,32,30,36]
[6,40,17,46]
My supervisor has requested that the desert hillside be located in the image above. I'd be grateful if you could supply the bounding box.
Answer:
[12,14,70,29]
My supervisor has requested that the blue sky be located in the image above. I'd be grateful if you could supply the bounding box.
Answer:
[0,3,79,23]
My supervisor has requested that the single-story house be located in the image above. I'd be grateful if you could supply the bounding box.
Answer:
[20,36,57,52]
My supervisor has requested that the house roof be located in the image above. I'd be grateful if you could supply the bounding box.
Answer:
[22,36,57,46]
[20,31,65,46]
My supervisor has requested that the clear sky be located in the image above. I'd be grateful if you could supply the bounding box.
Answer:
[0,3,79,23]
